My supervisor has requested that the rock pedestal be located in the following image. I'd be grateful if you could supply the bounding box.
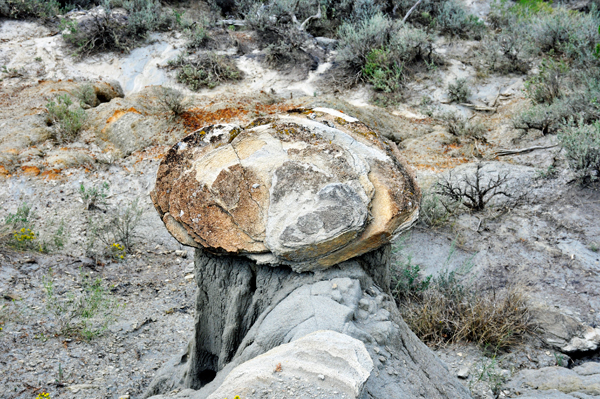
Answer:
[146,109,471,399]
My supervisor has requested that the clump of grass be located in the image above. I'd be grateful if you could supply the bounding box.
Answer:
[167,52,242,90]
[397,271,534,350]
[419,187,457,226]
[45,94,86,143]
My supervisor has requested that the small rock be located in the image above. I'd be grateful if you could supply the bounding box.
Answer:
[457,367,470,379]
[175,250,187,258]
[318,374,325,380]
[378,356,386,363]
[184,263,194,274]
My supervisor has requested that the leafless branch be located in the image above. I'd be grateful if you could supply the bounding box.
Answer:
[300,5,322,30]
[495,145,558,156]
[403,0,425,23]
[436,163,512,211]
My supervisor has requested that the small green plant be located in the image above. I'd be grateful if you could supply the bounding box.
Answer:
[590,242,599,252]
[172,9,186,27]
[442,112,486,140]
[79,181,110,211]
[185,24,209,49]
[524,58,568,105]
[3,203,37,250]
[43,269,120,340]
[34,56,43,62]
[469,356,507,398]
[109,242,126,260]
[419,188,456,226]
[75,83,97,107]
[153,86,188,117]
[362,47,405,93]
[535,164,557,180]
[391,256,432,298]
[447,78,471,103]
[1,65,23,78]
[85,197,144,258]
[45,94,86,143]
[558,118,600,183]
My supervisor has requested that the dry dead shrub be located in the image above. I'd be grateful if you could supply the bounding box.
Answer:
[398,273,534,351]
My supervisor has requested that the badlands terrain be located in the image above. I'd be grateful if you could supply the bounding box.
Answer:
[0,0,600,398]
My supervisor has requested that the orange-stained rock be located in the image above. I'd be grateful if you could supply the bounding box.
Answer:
[151,108,421,272]
[21,165,40,176]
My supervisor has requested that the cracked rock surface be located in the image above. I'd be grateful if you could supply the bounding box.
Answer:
[151,108,421,272]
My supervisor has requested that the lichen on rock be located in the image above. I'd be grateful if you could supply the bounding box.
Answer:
[151,107,421,272]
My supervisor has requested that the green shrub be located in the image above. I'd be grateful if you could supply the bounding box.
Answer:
[168,52,242,90]
[447,78,471,103]
[362,47,405,92]
[80,181,110,210]
[336,14,433,87]
[75,83,97,107]
[46,94,86,142]
[153,86,188,117]
[558,118,600,182]
[512,102,568,134]
[185,24,210,49]
[61,0,174,57]
[0,0,61,19]
[419,188,455,226]
[435,0,484,38]
[524,58,568,105]
[441,112,485,140]
[391,256,432,299]
[264,40,298,68]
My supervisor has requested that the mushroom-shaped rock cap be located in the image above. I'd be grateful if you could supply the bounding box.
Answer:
[151,108,421,272]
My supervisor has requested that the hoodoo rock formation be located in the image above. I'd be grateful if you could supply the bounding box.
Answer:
[146,108,472,399]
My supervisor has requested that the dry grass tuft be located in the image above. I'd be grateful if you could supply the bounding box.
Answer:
[396,271,535,351]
